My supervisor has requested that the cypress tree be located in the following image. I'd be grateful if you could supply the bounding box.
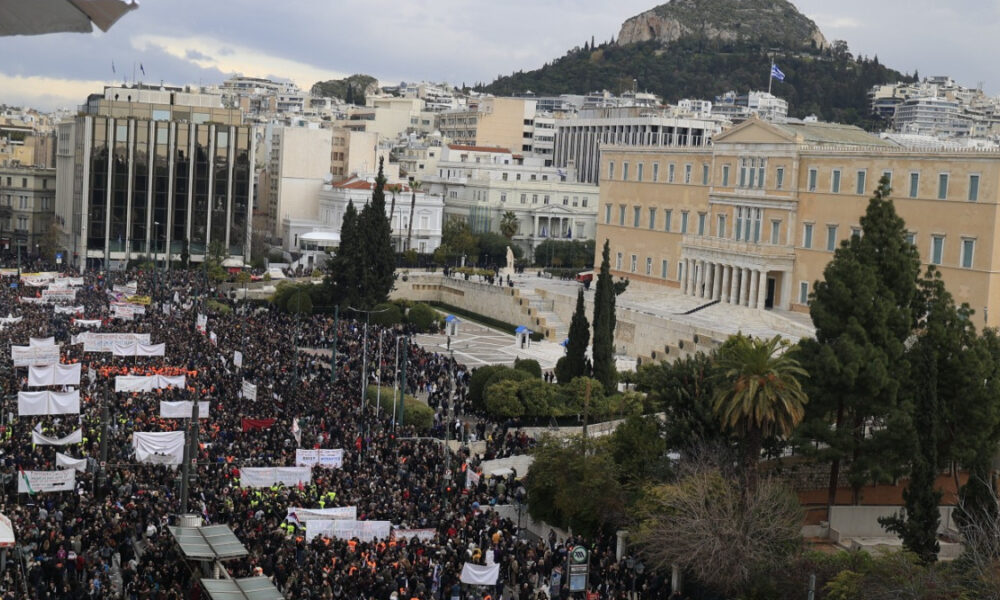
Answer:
[557,288,590,383]
[592,239,616,393]
[328,199,361,307]
[357,157,396,307]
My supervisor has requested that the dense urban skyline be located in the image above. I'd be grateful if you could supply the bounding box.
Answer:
[0,0,998,110]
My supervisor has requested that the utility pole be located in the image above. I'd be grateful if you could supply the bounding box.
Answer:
[375,331,384,416]
[98,388,109,494]
[391,336,400,428]
[443,347,455,491]
[179,398,200,514]
[330,305,339,383]
[347,307,389,410]
[398,336,407,429]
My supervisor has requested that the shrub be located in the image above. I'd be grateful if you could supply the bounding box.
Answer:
[482,367,531,399]
[557,376,607,416]
[371,302,403,327]
[485,380,524,417]
[369,385,434,432]
[513,357,542,379]
[517,379,558,416]
[286,289,313,314]
[406,303,437,332]
[205,299,232,315]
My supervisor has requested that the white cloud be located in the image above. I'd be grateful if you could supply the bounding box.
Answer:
[808,14,862,30]
[0,73,109,110]
[130,34,349,89]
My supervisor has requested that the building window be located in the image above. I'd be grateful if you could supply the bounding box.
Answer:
[883,170,893,188]
[532,194,538,204]
[623,162,630,181]
[677,261,684,282]
[664,209,672,232]
[645,257,653,275]
[931,235,944,265]
[826,225,838,251]
[502,172,508,181]
[702,164,709,185]
[717,214,726,238]
[722,165,730,187]
[516,173,522,181]
[906,232,916,247]
[909,172,920,198]
[500,193,507,203]
[648,207,657,230]
[637,163,644,182]
[684,164,692,184]
[618,205,626,226]
[776,167,784,190]
[938,173,949,200]
[630,254,637,273]
[544,195,550,205]
[668,163,675,183]
[661,259,669,279]
[653,163,660,182]
[803,223,813,249]
[799,282,809,304]
[770,220,781,245]
[604,204,611,224]
[851,226,862,239]
[969,175,980,202]
[633,206,641,228]
[520,194,527,204]
[962,238,975,269]
[680,211,689,234]
[831,170,841,193]
[563,196,569,205]
[740,158,749,187]
[757,160,765,188]
[808,168,817,192]
[581,197,588,207]
[616,252,623,270]
[608,162,615,180]
[697,213,706,235]
[856,170,867,195]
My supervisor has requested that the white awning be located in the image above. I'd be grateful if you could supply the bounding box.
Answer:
[0,0,139,36]
[299,231,340,244]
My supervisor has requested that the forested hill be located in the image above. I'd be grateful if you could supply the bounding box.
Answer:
[481,38,914,128]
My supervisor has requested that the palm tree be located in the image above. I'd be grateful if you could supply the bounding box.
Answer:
[406,178,420,252]
[712,333,808,490]
[500,211,519,240]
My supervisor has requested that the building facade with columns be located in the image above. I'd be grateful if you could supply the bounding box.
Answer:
[597,118,1000,326]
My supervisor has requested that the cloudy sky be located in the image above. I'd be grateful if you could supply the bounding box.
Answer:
[1,0,998,111]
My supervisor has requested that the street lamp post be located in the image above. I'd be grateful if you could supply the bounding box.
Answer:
[346,307,389,412]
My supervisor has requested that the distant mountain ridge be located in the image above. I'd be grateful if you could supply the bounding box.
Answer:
[482,0,913,128]
[618,0,828,50]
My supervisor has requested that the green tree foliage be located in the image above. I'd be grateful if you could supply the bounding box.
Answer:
[405,303,437,333]
[636,351,729,452]
[533,239,596,268]
[524,435,625,537]
[326,199,361,307]
[712,334,808,490]
[484,380,524,417]
[592,240,617,393]
[356,158,396,307]
[477,232,521,266]
[468,365,505,409]
[285,289,313,315]
[434,219,478,264]
[512,358,542,379]
[483,38,910,128]
[795,176,920,505]
[557,289,591,383]
[823,551,968,600]
[608,414,668,487]
[370,385,433,431]
[499,210,519,239]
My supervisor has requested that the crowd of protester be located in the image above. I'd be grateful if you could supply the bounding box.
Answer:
[0,263,669,600]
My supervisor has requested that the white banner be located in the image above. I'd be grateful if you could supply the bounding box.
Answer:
[55,453,88,473]
[234,351,243,368]
[57,277,84,287]
[460,563,500,586]
[242,380,257,401]
[159,401,210,419]
[18,297,46,305]
[115,374,185,392]
[209,331,217,346]
[11,345,60,367]
[73,319,101,328]
[18,470,75,493]
[306,519,392,541]
[111,303,146,321]
[41,289,77,304]
[196,314,207,332]
[286,506,357,522]
[32,429,82,446]
[75,332,151,352]
[0,314,21,324]
[21,272,57,286]
[393,528,437,542]
[29,337,56,347]
[28,363,82,387]
[295,449,344,469]
[18,390,80,416]
[239,467,312,488]
[467,469,480,490]
[132,431,185,464]
[111,342,165,357]
[54,305,84,315]
[114,282,138,295]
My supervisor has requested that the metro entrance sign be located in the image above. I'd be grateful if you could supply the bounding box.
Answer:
[568,545,589,592]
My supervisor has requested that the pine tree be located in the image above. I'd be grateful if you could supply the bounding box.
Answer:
[795,176,920,506]
[327,200,361,307]
[557,288,590,383]
[592,240,616,393]
[357,157,396,307]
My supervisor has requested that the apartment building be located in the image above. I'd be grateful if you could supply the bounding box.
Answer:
[597,117,1000,327]
[438,97,538,155]
[0,166,56,256]
[265,127,332,242]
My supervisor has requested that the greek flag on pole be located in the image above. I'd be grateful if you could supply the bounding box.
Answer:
[770,64,785,81]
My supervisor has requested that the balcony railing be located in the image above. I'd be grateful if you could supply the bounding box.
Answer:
[681,235,795,261]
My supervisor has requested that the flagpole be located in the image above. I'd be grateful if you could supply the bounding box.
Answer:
[768,62,773,95]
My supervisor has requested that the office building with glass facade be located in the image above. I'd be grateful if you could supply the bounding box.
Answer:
[56,93,254,270]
